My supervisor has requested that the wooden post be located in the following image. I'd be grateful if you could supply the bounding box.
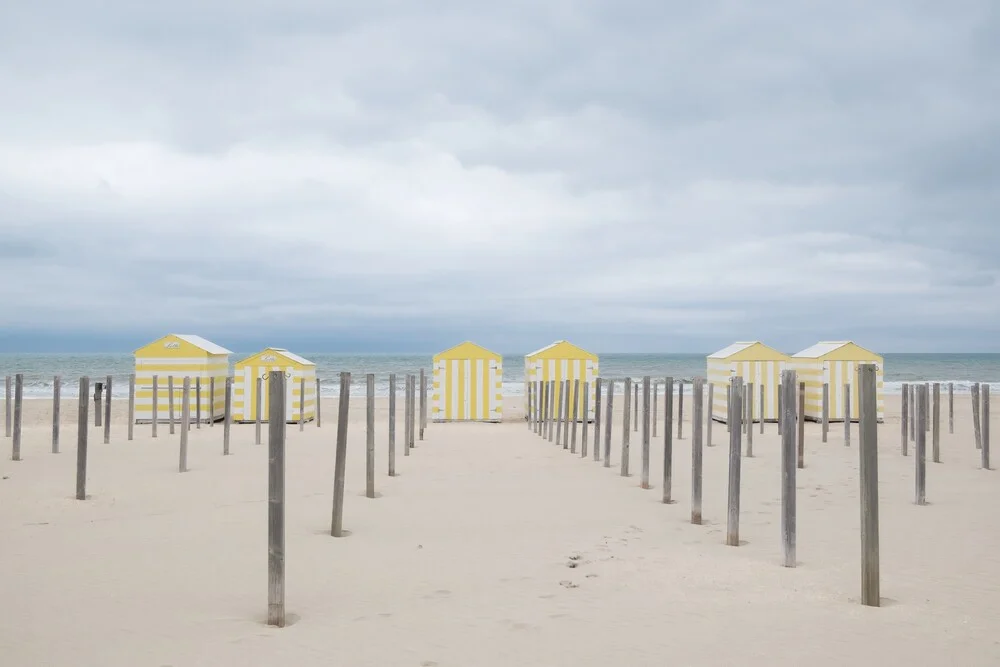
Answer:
[179,377,190,473]
[11,373,23,461]
[915,383,927,505]
[52,375,61,453]
[706,382,714,446]
[76,377,89,500]
[593,378,602,461]
[557,380,566,449]
[858,363,881,607]
[538,380,546,437]
[664,377,675,504]
[102,375,112,444]
[526,382,533,430]
[677,381,684,440]
[209,376,215,427]
[316,378,323,427]
[4,375,9,438]
[781,370,797,567]
[419,368,426,440]
[581,381,590,458]
[168,376,175,435]
[689,378,700,520]
[603,380,614,467]
[366,373,375,498]
[561,379,571,449]
[925,383,931,433]
[299,377,305,432]
[909,384,915,442]
[127,374,135,441]
[821,382,829,443]
[948,382,954,434]
[404,375,413,456]
[195,376,201,430]
[95,380,102,428]
[621,377,632,476]
[223,376,232,455]
[150,375,159,437]
[777,383,782,436]
[331,371,351,537]
[742,382,748,435]
[652,381,658,438]
[408,374,416,454]
[255,377,263,446]
[267,369,286,627]
[726,383,731,433]
[844,383,851,447]
[726,377,743,547]
[760,383,765,435]
[547,380,555,444]
[746,381,754,457]
[541,380,549,438]
[972,383,982,451]
[633,381,638,432]
[570,378,580,454]
[797,382,805,468]
[640,376,650,489]
[982,385,991,471]
[388,374,397,476]
[901,382,909,455]
[932,382,940,463]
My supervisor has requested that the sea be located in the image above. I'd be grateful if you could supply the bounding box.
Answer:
[1,353,998,399]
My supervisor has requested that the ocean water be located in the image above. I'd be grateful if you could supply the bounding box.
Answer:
[1,353,998,399]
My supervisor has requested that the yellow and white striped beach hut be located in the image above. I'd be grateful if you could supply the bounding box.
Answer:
[524,340,598,422]
[133,334,232,423]
[432,341,503,422]
[233,348,317,423]
[708,341,790,423]
[791,341,884,422]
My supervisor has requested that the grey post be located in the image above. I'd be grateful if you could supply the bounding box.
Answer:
[706,382,714,446]
[925,382,931,432]
[677,381,684,439]
[558,380,567,449]
[593,379,602,460]
[781,370,797,567]
[910,384,915,441]
[168,376,175,435]
[746,381,754,457]
[76,377,89,500]
[95,380,102,428]
[652,381,658,438]
[948,382,954,434]
[915,384,927,505]
[4,375,9,437]
[103,375,112,444]
[972,383,982,450]
[844,383,851,447]
[316,378,322,427]
[419,368,426,440]
[932,382,940,463]
[331,371,351,537]
[388,374,396,476]
[540,380,548,438]
[209,376,215,427]
[621,377,632,476]
[821,382,829,443]
[299,377,305,432]
[570,378,580,454]
[179,377,190,473]
[760,383,765,435]
[151,375,158,438]
[12,374,23,461]
[547,380,556,443]
[777,383,782,436]
[726,377,743,546]
[527,381,534,430]
[743,382,749,434]
[561,379,571,449]
[640,376,650,489]
[555,380,565,448]
[858,363,881,607]
[538,380,546,437]
[633,381,638,432]
[901,382,909,455]
[267,369,286,627]
[255,377,263,445]
[603,380,614,467]
[689,378,700,519]
[223,376,232,455]
[195,376,201,429]
[408,374,416,453]
[127,374,135,441]
[581,381,589,458]
[797,382,805,468]
[664,377,675,504]
[404,375,412,456]
[982,385,991,470]
[52,375,61,453]
[366,373,375,498]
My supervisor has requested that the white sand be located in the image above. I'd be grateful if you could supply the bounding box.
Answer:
[1,393,999,666]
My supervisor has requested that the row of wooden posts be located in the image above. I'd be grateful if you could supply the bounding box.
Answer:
[525,369,993,608]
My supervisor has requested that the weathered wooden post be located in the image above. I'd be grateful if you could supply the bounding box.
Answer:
[419,368,426,440]
[593,379,602,461]
[195,377,201,430]
[12,373,23,461]
[821,382,829,443]
[982,385,991,471]
[915,383,927,505]
[168,376,176,435]
[52,375,61,453]
[633,381,639,432]
[726,377,743,547]
[706,383,714,446]
[581,381,590,458]
[547,380,556,444]
[127,374,135,441]
[689,378,700,521]
[299,377,306,432]
[570,378,580,454]
[151,375,159,438]
[746,381,754,457]
[539,380,547,437]
[652,381,658,438]
[404,375,413,456]
[179,377,190,472]
[209,376,215,427]
[640,376,650,489]
[223,376,232,455]
[781,370,797,567]
[760,383,765,435]
[948,382,954,434]
[901,382,909,455]
[621,377,632,476]
[554,380,564,446]
[388,374,397,476]
[742,382,748,435]
[858,363,880,607]
[316,378,322,427]
[267,369,286,627]
[777,383,782,436]
[95,380,102,428]
[526,382,534,430]
[972,383,982,450]
[76,377,89,500]
[562,380,571,450]
[603,380,614,467]
[366,374,375,499]
[677,381,684,440]
[909,384,916,442]
[797,381,805,468]
[664,377,675,504]
[3,375,10,438]
[407,374,416,454]
[932,382,940,463]
[103,375,112,444]
[255,377,263,446]
[331,371,351,537]
[844,383,851,447]
[925,383,931,433]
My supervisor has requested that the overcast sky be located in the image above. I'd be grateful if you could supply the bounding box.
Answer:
[1,1,997,353]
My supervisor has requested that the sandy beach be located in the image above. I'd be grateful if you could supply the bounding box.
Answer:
[1,392,998,666]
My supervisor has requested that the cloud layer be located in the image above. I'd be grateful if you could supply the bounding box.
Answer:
[1,1,998,352]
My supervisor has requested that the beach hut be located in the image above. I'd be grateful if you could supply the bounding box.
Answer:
[791,341,884,422]
[431,341,503,422]
[233,348,317,423]
[133,334,232,424]
[524,340,598,422]
[707,341,791,423]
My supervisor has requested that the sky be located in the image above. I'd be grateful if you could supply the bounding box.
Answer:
[1,1,998,353]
